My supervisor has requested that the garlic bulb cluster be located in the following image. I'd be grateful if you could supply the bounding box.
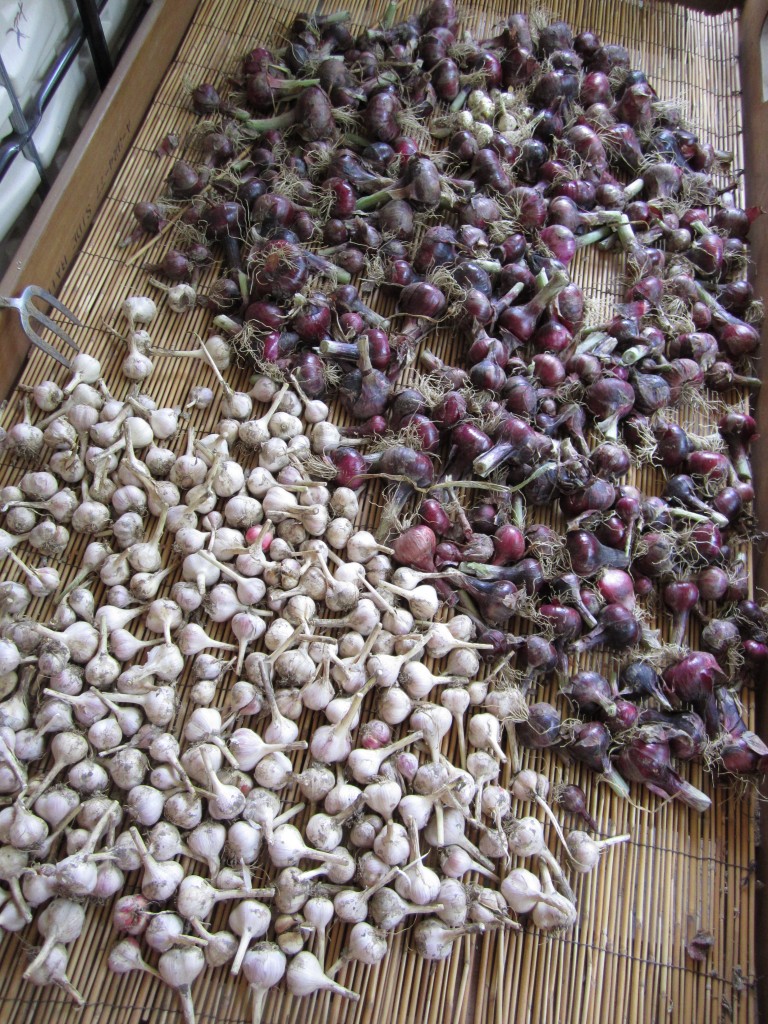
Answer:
[0,326,631,1020]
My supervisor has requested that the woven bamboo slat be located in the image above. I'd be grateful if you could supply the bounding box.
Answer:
[0,1,756,1023]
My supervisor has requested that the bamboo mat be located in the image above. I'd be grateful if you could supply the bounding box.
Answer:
[0,0,757,1023]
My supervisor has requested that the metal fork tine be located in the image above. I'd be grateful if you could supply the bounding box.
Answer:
[19,312,74,370]
[26,307,81,352]
[25,285,84,327]
[1,284,83,366]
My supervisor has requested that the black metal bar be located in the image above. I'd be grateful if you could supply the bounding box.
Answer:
[34,28,88,120]
[0,20,89,180]
[74,0,113,88]
[0,55,49,187]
